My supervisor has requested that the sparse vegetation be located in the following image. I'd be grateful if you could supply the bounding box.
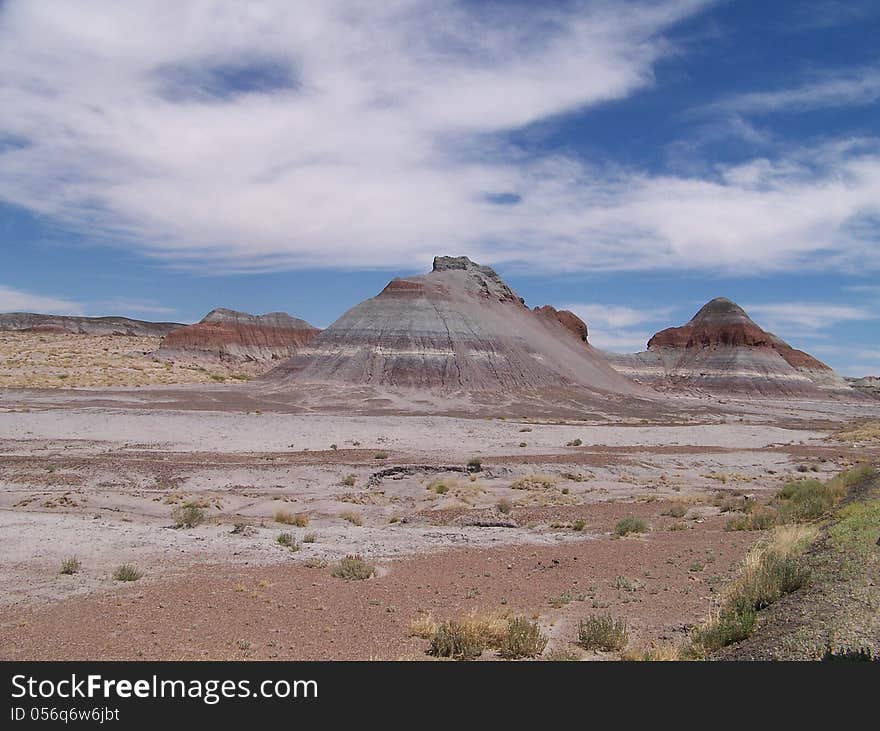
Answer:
[572,518,586,531]
[566,438,582,447]
[427,478,455,494]
[510,474,556,490]
[467,457,482,473]
[113,564,142,582]
[664,501,688,518]
[577,614,629,652]
[172,503,206,528]
[429,621,485,660]
[614,516,648,536]
[276,532,300,551]
[496,497,512,514]
[340,510,364,526]
[275,510,309,527]
[303,532,318,543]
[498,617,548,659]
[331,554,375,580]
[341,474,356,487]
[60,556,80,575]
[374,452,389,460]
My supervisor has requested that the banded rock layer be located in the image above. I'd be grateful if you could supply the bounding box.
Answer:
[607,298,853,397]
[158,309,320,370]
[267,256,639,396]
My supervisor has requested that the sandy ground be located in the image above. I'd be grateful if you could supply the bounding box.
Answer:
[1,385,878,660]
[0,332,252,387]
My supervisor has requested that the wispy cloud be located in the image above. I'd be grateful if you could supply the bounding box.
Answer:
[87,300,177,316]
[0,284,83,315]
[561,303,674,352]
[707,63,880,116]
[0,1,878,278]
[744,301,875,334]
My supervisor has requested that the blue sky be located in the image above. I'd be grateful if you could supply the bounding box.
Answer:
[0,0,878,374]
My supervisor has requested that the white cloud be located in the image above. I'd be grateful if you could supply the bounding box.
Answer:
[0,1,878,276]
[743,302,874,333]
[707,64,880,116]
[561,303,672,352]
[0,285,83,315]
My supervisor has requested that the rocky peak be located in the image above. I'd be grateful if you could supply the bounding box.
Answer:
[430,255,523,305]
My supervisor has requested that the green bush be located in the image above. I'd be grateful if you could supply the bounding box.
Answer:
[614,517,648,536]
[429,621,485,660]
[331,554,375,580]
[498,617,548,659]
[686,608,756,657]
[577,614,628,652]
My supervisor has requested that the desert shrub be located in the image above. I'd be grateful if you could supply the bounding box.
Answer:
[543,647,582,661]
[341,474,356,487]
[113,564,142,582]
[275,510,309,527]
[774,479,839,523]
[665,502,688,518]
[685,608,756,657]
[614,517,648,536]
[467,457,482,473]
[429,621,485,660]
[60,556,80,575]
[374,452,389,460]
[510,474,556,490]
[566,438,583,447]
[427,478,455,494]
[331,554,375,580]
[498,617,548,659]
[572,518,586,531]
[303,532,318,543]
[172,503,205,528]
[725,507,777,531]
[276,532,300,551]
[340,510,363,526]
[496,497,512,514]
[577,614,628,652]
[726,553,808,614]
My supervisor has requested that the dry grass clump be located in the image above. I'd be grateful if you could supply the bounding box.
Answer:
[831,421,880,444]
[510,474,557,490]
[621,643,680,661]
[663,501,688,518]
[60,556,80,575]
[340,510,364,526]
[496,497,513,514]
[113,564,142,582]
[423,609,547,660]
[274,510,309,527]
[331,554,375,580]
[341,474,356,487]
[577,614,628,652]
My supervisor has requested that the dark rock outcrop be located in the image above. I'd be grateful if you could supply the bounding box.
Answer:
[0,312,183,337]
[157,308,319,369]
[266,256,639,396]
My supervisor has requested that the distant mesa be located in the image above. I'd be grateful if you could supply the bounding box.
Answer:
[0,312,183,337]
[265,255,638,396]
[606,297,855,398]
[157,308,320,371]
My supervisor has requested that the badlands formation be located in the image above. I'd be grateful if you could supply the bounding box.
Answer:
[157,308,320,374]
[0,260,878,661]
[607,298,854,398]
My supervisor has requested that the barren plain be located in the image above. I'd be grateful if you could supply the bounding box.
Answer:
[1,346,878,659]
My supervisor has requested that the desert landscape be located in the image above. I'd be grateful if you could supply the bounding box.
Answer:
[1,257,878,661]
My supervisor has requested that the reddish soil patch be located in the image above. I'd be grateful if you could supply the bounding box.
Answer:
[0,509,754,661]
